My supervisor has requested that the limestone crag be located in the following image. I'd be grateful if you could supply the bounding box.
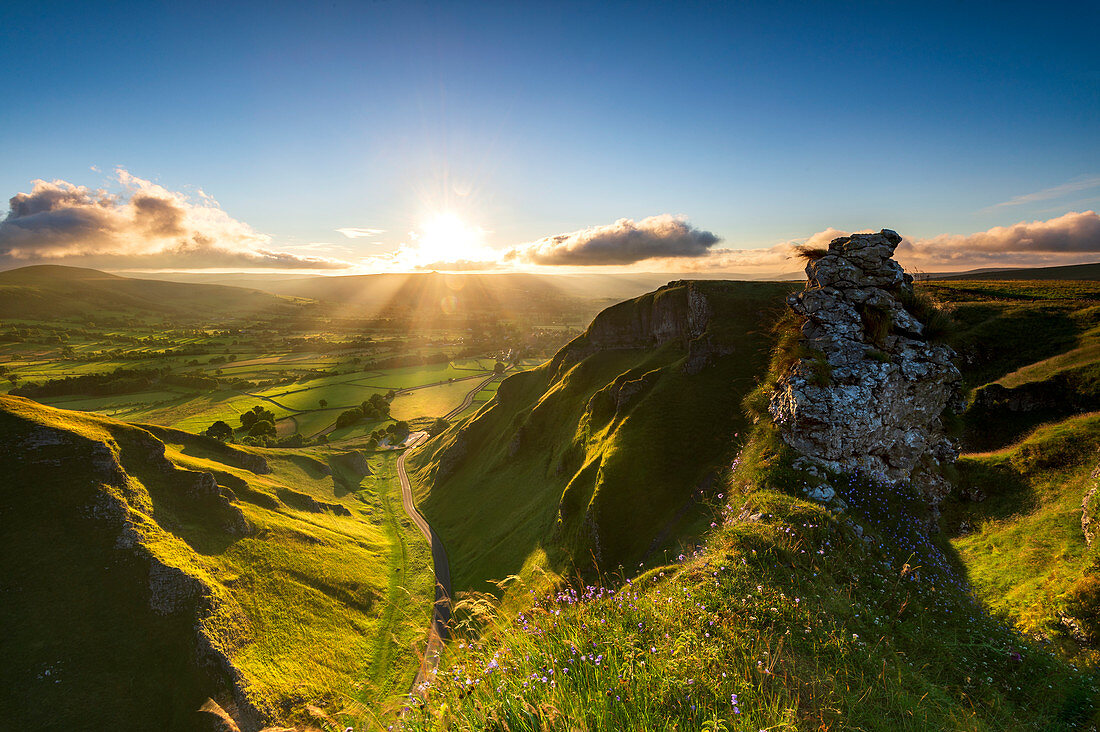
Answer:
[552,280,712,371]
[768,229,962,508]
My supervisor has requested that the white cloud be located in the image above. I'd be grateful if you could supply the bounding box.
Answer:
[0,170,350,270]
[987,175,1100,209]
[336,227,385,238]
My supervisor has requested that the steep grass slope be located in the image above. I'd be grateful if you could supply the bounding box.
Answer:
[0,395,432,730]
[917,280,1100,658]
[402,484,1097,730]
[944,412,1100,655]
[409,280,796,594]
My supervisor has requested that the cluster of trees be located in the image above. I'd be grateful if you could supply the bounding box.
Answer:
[240,405,277,437]
[335,393,392,429]
[11,366,169,398]
[205,405,280,441]
[366,420,411,448]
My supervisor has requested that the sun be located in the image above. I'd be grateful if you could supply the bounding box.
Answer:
[412,212,492,266]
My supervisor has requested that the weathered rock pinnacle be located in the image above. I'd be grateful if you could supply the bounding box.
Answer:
[768,229,963,510]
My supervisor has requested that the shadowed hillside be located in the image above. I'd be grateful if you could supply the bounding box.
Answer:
[409,280,797,593]
[0,395,433,730]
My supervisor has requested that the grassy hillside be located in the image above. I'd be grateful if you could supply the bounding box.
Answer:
[385,277,1100,730]
[408,280,796,594]
[0,264,302,322]
[906,279,1100,662]
[931,262,1100,282]
[0,395,433,730]
[944,412,1100,654]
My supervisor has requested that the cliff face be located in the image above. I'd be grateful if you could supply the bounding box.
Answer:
[768,230,962,509]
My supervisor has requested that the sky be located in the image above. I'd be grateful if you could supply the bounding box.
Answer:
[0,0,1098,275]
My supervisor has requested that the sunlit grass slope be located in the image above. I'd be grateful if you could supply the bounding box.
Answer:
[0,395,432,730]
[401,464,1099,730]
[409,280,796,594]
[944,412,1100,657]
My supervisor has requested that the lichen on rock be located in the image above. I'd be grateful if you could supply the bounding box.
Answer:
[768,229,962,511]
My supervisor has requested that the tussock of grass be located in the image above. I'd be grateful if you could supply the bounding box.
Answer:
[858,302,893,347]
[791,244,829,263]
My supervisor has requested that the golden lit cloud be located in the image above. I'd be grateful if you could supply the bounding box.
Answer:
[0,170,351,270]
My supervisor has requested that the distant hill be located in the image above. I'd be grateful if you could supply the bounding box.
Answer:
[0,265,300,321]
[206,271,601,322]
[128,270,808,312]
[929,262,1100,281]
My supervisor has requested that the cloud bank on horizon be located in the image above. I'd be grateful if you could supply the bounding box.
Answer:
[2,173,1099,276]
[0,170,348,270]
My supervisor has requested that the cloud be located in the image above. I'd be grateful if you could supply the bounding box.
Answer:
[336,227,384,238]
[987,175,1100,209]
[507,214,720,265]
[897,210,1100,268]
[0,170,350,270]
[639,213,1100,275]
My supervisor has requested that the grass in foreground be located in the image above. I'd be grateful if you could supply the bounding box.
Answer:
[394,478,1098,730]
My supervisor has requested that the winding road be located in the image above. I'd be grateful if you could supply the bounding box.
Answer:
[397,372,499,698]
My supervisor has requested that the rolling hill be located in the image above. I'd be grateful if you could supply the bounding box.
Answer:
[930,261,1100,281]
[0,265,303,322]
[0,395,433,730]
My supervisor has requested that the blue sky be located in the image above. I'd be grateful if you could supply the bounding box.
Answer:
[0,0,1097,273]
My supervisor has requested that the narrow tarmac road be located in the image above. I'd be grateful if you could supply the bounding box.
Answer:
[397,373,498,699]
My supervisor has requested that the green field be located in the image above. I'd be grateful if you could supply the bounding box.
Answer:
[390,379,487,421]
[358,363,488,389]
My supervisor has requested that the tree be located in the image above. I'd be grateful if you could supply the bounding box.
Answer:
[319,398,328,408]
[494,361,506,374]
[248,419,276,437]
[335,407,363,429]
[428,417,450,436]
[205,420,233,440]
[241,405,276,430]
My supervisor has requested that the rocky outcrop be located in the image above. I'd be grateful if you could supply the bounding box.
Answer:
[331,450,372,476]
[275,487,352,516]
[184,470,254,536]
[552,280,713,372]
[1083,460,1100,547]
[768,230,962,509]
